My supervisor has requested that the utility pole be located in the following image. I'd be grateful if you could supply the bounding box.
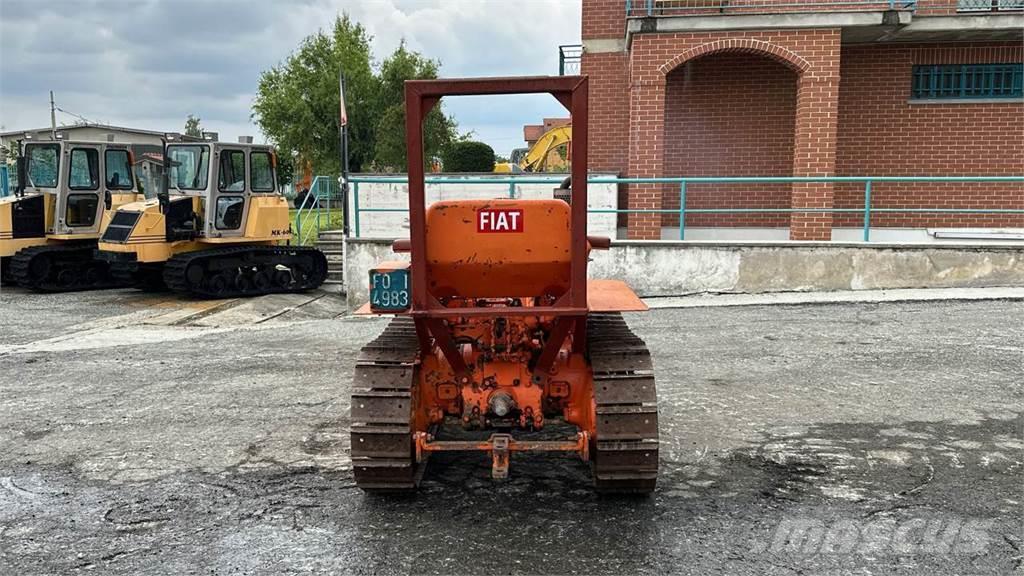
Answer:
[49,91,57,140]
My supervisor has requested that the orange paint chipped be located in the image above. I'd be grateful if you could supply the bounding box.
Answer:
[425,199,572,299]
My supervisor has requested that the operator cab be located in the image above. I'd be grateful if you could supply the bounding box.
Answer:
[11,139,138,237]
[162,140,278,240]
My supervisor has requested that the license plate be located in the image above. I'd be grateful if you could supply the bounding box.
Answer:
[369,269,410,311]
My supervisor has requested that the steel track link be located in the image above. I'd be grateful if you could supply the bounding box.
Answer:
[11,242,129,292]
[588,312,659,493]
[350,317,422,492]
[162,245,328,298]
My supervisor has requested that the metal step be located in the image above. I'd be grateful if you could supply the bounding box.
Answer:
[313,233,344,288]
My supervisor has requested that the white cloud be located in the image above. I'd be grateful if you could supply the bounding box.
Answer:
[0,0,581,156]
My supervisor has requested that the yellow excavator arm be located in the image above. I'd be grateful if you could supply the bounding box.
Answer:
[493,124,572,173]
[520,125,571,172]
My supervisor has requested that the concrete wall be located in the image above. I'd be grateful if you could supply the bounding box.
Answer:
[349,173,619,239]
[345,238,1024,305]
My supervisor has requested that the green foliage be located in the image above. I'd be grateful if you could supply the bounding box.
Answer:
[184,114,203,138]
[442,141,495,173]
[253,16,457,175]
[275,153,295,187]
[371,42,457,171]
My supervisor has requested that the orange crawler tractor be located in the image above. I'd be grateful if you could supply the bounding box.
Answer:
[351,76,659,493]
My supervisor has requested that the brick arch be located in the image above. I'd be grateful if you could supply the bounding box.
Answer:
[658,39,811,76]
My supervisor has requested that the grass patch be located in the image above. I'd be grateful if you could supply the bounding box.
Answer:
[289,208,346,245]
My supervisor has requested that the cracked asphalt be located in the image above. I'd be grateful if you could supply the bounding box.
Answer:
[0,286,1021,575]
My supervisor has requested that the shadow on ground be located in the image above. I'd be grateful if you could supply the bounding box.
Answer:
[1,416,1019,575]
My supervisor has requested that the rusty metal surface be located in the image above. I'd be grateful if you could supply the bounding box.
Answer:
[415,430,590,479]
[415,434,589,454]
[403,75,590,317]
[405,75,586,97]
[350,317,421,491]
[587,279,648,312]
[491,433,511,479]
[424,199,573,299]
[588,312,660,493]
[408,306,590,318]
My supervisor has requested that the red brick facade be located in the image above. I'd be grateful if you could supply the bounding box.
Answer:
[835,42,1024,229]
[664,53,797,228]
[581,0,1024,240]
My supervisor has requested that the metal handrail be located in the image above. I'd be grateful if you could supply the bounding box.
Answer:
[0,165,9,197]
[558,45,583,76]
[293,175,340,245]
[345,174,1024,242]
[625,0,1023,15]
[626,0,927,16]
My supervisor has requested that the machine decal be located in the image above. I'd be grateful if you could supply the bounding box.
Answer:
[369,269,411,311]
[477,208,523,233]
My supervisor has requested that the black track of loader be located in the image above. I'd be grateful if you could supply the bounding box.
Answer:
[162,245,328,298]
[11,243,129,292]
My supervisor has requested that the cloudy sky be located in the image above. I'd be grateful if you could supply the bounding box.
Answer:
[0,0,581,155]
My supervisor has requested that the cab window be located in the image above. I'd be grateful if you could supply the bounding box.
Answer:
[250,151,274,192]
[215,196,245,230]
[168,145,210,190]
[69,148,99,190]
[26,144,60,188]
[218,150,246,192]
[105,149,134,190]
[66,194,99,227]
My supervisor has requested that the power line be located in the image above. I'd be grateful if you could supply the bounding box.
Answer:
[55,106,96,126]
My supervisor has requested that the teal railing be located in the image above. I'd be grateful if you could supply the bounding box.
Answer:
[347,175,1024,242]
[0,165,9,197]
[293,175,342,245]
[627,0,918,16]
[624,0,1022,15]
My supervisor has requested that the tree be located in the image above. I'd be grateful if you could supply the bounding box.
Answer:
[442,141,495,172]
[371,42,457,171]
[184,115,203,138]
[252,15,458,175]
[275,153,295,187]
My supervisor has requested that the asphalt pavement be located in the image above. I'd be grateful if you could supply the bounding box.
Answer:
[0,286,1020,575]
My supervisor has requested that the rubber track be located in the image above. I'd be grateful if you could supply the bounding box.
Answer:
[162,245,328,298]
[109,263,166,292]
[11,242,129,292]
[0,257,13,286]
[588,312,659,493]
[350,317,421,492]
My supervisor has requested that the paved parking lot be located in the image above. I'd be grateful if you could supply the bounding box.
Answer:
[0,286,1021,575]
